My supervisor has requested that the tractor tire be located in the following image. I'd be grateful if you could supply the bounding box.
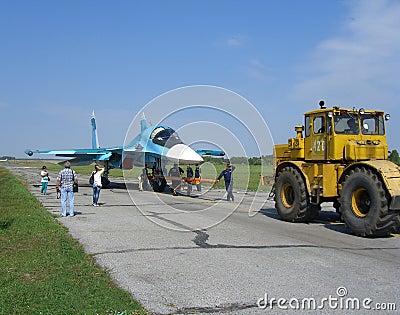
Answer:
[275,166,318,222]
[339,167,400,237]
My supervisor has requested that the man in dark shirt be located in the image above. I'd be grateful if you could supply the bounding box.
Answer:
[217,163,236,201]
[169,163,184,192]
[186,164,194,178]
[194,163,201,192]
[186,164,194,195]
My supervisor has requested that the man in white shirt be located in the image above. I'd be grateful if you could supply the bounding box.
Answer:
[91,164,104,206]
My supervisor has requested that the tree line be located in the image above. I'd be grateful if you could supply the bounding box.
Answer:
[389,150,400,166]
[202,150,400,166]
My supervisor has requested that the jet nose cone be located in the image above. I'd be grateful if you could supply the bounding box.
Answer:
[166,144,204,164]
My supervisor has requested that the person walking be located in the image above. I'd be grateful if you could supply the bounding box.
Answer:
[40,165,49,195]
[216,163,236,201]
[56,161,78,217]
[91,164,104,206]
[138,164,149,191]
[194,163,202,192]
[186,164,194,195]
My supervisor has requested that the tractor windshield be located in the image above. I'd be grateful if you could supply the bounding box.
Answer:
[334,113,360,135]
[360,113,385,135]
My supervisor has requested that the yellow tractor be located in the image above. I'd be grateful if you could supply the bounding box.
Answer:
[273,101,400,237]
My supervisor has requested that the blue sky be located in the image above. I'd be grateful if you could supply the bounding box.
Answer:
[1,0,399,157]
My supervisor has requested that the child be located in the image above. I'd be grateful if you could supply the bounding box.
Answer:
[40,165,49,195]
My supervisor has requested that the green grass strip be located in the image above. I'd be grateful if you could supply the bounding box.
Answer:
[0,167,147,315]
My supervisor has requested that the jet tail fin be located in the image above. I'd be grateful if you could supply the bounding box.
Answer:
[91,111,100,149]
[140,112,147,132]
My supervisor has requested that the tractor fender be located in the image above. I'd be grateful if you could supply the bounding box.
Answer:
[340,160,400,210]
[275,161,312,196]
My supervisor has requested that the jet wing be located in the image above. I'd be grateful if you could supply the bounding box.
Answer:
[24,147,123,166]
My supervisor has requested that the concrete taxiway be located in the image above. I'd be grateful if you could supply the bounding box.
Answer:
[7,165,400,314]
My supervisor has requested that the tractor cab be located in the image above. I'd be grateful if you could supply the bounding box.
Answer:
[303,102,390,162]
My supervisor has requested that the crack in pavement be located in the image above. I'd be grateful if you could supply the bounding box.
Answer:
[152,302,260,315]
[92,243,400,256]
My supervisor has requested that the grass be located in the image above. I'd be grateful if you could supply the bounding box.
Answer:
[0,167,147,315]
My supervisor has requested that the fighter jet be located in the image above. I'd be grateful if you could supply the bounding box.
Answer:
[25,111,223,189]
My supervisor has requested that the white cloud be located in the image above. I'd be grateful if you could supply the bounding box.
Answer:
[223,34,246,47]
[250,58,266,69]
[241,58,272,82]
[227,37,242,47]
[293,0,400,108]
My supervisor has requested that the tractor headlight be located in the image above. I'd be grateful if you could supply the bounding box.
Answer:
[385,113,391,121]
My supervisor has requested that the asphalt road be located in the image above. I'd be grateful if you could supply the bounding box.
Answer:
[7,165,400,314]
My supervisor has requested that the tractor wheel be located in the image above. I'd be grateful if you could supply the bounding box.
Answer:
[275,166,317,222]
[340,167,400,237]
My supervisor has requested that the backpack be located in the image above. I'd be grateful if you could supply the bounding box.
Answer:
[89,173,94,185]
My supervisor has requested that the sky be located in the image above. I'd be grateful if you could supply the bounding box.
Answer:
[1,0,400,158]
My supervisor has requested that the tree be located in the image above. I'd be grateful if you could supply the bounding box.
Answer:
[248,157,262,165]
[230,156,248,164]
[389,149,400,165]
